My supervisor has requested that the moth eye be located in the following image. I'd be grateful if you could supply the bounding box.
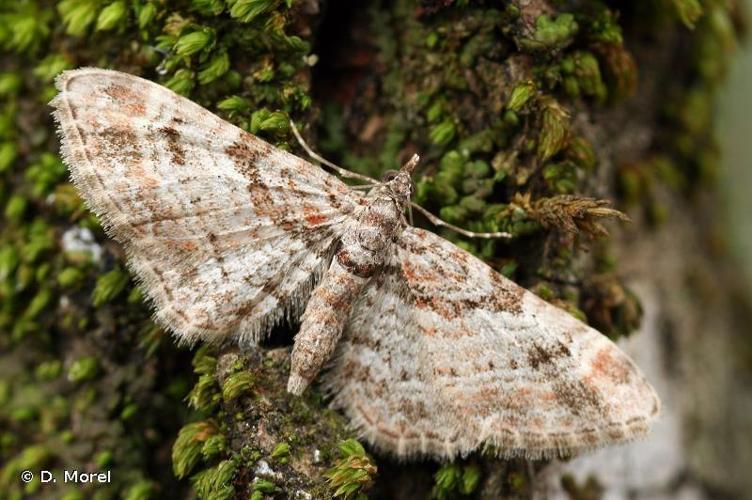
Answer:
[382,170,399,181]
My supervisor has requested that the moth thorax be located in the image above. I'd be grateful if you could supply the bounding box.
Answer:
[382,171,414,207]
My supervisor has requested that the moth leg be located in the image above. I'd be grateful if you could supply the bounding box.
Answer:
[410,202,513,239]
[289,120,379,184]
[288,257,369,395]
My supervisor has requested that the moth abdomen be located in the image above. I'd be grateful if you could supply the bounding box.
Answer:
[288,258,368,395]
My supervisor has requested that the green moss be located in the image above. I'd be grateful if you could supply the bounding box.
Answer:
[561,51,607,102]
[4,194,27,223]
[58,0,100,37]
[566,137,597,171]
[324,439,377,499]
[122,480,158,500]
[174,28,215,57]
[35,360,62,381]
[270,442,290,461]
[172,420,220,480]
[0,3,51,52]
[95,450,114,468]
[201,434,227,460]
[228,0,280,23]
[136,3,157,29]
[221,371,254,401]
[672,0,703,28]
[120,403,139,421]
[95,1,128,32]
[91,267,129,306]
[507,80,536,112]
[0,244,19,280]
[191,458,237,499]
[57,267,86,289]
[249,109,290,135]
[518,13,579,51]
[252,478,279,493]
[67,356,99,383]
[0,445,51,491]
[0,141,17,172]
[430,119,457,146]
[431,463,482,499]
[537,97,571,162]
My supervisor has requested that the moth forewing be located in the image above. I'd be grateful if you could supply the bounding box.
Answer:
[51,68,362,345]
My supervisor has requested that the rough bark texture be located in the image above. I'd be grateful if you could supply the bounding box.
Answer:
[0,0,749,499]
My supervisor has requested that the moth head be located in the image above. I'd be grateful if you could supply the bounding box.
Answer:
[382,154,419,206]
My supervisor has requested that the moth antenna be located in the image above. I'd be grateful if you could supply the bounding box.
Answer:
[289,120,378,184]
[410,202,513,239]
[408,202,414,226]
[351,183,381,190]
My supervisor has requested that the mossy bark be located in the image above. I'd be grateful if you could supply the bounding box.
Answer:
[0,0,749,499]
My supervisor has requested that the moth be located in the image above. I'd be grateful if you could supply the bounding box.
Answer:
[51,68,659,459]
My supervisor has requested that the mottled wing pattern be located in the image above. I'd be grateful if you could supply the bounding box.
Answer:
[52,68,363,344]
[325,227,660,459]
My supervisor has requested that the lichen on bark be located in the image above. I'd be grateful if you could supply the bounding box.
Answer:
[0,0,748,498]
